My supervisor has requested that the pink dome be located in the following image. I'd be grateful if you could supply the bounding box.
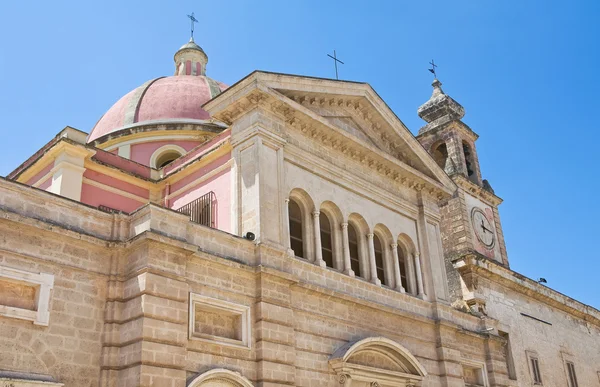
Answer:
[88,75,227,143]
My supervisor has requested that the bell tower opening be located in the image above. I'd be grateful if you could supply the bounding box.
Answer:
[462,141,478,184]
[432,141,448,170]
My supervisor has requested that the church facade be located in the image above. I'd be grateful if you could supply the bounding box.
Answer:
[0,36,598,387]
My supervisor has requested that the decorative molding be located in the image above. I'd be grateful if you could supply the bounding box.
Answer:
[103,133,206,151]
[208,79,454,202]
[188,293,251,349]
[188,368,254,387]
[0,266,54,326]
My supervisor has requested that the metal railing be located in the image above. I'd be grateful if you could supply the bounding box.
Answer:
[176,191,215,228]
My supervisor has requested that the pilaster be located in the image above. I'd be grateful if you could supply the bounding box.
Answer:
[48,143,92,201]
[230,108,287,246]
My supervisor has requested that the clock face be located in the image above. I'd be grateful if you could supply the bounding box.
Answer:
[471,208,495,249]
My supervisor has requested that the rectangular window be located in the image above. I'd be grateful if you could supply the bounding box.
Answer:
[530,356,542,385]
[566,362,578,387]
[499,331,517,380]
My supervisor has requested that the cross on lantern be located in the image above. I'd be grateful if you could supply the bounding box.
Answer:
[187,12,199,40]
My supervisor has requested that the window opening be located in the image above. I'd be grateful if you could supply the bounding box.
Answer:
[397,245,408,291]
[320,213,334,268]
[530,356,542,385]
[156,150,182,168]
[348,224,361,277]
[566,362,578,387]
[373,235,386,285]
[288,200,304,258]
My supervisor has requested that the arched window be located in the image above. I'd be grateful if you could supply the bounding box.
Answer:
[373,234,386,286]
[348,224,361,278]
[462,141,477,183]
[320,212,334,268]
[156,150,182,168]
[289,199,304,258]
[397,244,409,291]
[432,142,448,169]
[150,145,186,169]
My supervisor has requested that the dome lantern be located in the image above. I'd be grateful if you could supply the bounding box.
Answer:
[174,38,208,76]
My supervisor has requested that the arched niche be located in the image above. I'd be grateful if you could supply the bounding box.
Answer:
[329,337,427,387]
[188,369,254,387]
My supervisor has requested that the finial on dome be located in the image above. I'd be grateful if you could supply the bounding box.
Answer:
[174,13,208,76]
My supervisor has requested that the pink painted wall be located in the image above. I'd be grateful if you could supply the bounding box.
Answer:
[164,129,230,175]
[93,149,153,179]
[83,170,149,198]
[81,183,144,213]
[80,170,149,213]
[25,162,53,186]
[38,179,52,191]
[169,153,231,233]
[130,140,200,166]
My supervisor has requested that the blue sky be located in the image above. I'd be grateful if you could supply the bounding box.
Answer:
[1,1,598,307]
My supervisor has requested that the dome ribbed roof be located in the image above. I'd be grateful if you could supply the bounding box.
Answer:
[87,76,226,143]
[87,38,226,143]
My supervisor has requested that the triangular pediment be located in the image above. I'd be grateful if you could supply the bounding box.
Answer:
[322,115,378,147]
[272,86,453,190]
[203,71,456,194]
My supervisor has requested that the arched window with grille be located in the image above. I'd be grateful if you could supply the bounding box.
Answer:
[320,212,334,268]
[288,199,304,258]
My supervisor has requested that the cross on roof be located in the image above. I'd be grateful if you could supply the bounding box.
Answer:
[187,12,199,40]
[327,50,344,80]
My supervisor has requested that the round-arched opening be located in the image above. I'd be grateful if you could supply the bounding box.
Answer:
[319,212,334,268]
[431,141,448,169]
[288,199,304,258]
[156,150,182,168]
[348,223,361,278]
[373,234,386,286]
[150,145,187,169]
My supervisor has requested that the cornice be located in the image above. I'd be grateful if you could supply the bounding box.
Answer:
[211,87,454,203]
[15,139,96,184]
[454,175,503,206]
[284,144,420,219]
[453,253,600,327]
[416,118,479,142]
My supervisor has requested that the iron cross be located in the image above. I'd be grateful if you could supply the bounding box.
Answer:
[428,59,438,78]
[187,12,199,40]
[327,50,344,80]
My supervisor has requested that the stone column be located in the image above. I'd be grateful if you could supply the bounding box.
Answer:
[414,252,425,297]
[341,223,355,277]
[283,198,291,249]
[390,244,405,293]
[367,233,381,285]
[312,211,326,267]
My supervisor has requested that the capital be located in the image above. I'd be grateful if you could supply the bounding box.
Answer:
[367,233,374,239]
[284,198,290,204]
[312,211,320,218]
[390,243,398,249]
[341,222,348,230]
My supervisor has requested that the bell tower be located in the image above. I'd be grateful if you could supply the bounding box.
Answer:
[416,78,510,303]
